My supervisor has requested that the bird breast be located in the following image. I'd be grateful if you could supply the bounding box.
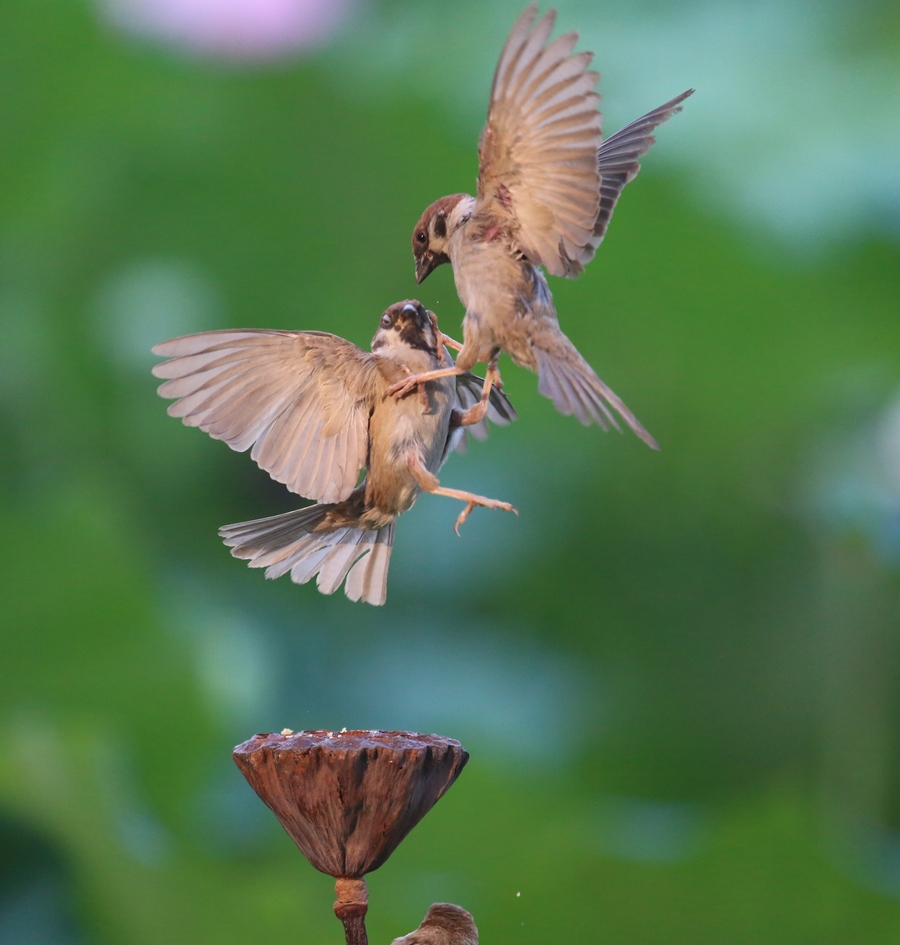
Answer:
[450,226,553,371]
[363,373,455,517]
[450,230,523,318]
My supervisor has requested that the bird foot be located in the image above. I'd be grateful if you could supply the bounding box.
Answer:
[454,495,518,536]
[439,332,464,353]
[388,365,464,401]
[388,372,428,401]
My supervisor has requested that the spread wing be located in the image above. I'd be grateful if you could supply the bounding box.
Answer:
[152,329,378,504]
[577,89,694,267]
[476,4,602,278]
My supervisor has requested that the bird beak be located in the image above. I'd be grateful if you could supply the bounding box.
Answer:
[415,254,435,285]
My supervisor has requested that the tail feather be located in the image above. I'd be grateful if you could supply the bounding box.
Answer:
[316,529,369,595]
[220,503,324,547]
[287,540,335,584]
[219,504,394,606]
[545,357,619,431]
[263,532,329,577]
[535,342,659,450]
[344,525,394,604]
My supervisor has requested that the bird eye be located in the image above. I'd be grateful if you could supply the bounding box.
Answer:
[381,313,392,328]
[416,231,427,244]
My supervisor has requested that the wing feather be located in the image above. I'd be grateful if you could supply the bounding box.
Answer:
[153,329,377,503]
[310,426,338,500]
[577,89,694,266]
[477,6,601,277]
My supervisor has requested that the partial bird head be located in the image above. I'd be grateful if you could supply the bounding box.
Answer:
[372,300,440,356]
[412,194,471,283]
[391,903,478,945]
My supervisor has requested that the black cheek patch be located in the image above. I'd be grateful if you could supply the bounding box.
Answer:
[398,320,435,354]
[433,214,447,240]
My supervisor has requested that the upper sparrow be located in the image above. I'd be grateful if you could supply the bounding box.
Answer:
[152,301,516,606]
[395,3,693,450]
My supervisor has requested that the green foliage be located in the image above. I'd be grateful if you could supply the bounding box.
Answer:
[2,1,900,942]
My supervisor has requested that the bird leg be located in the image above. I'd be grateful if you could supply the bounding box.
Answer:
[388,365,465,400]
[397,364,430,409]
[407,453,517,536]
[456,357,501,427]
[425,309,462,355]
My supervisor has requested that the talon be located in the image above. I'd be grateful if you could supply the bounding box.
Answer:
[453,498,517,534]
[387,377,418,399]
[454,502,476,535]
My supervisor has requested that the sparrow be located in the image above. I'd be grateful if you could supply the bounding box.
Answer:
[393,3,693,450]
[391,903,478,945]
[152,301,516,606]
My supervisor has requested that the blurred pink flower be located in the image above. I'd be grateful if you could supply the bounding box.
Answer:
[99,0,357,60]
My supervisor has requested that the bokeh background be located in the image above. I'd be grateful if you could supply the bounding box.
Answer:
[2,0,900,942]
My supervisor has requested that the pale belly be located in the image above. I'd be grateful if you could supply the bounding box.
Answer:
[364,379,454,517]
[451,237,548,372]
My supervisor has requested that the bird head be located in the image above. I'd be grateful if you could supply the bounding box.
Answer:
[372,300,440,356]
[391,903,479,945]
[412,194,470,283]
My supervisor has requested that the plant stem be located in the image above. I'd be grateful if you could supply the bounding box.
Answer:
[334,878,368,945]
[340,914,368,945]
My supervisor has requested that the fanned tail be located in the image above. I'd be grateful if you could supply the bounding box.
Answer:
[534,337,659,450]
[219,500,394,606]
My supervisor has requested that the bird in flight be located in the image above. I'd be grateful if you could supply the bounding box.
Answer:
[153,301,516,605]
[395,3,693,450]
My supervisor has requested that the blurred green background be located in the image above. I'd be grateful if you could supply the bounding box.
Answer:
[2,0,900,942]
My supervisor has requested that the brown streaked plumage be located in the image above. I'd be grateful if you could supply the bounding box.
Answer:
[400,3,693,449]
[391,903,478,945]
[152,301,516,606]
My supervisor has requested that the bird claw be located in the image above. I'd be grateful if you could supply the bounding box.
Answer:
[485,362,504,390]
[388,374,425,400]
[454,503,475,536]
[453,498,518,536]
[386,371,430,409]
